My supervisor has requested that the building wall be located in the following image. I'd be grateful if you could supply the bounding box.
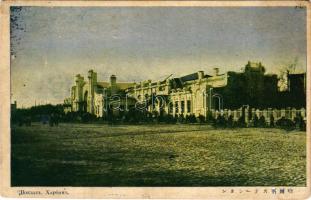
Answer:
[127,71,227,117]
[94,92,104,117]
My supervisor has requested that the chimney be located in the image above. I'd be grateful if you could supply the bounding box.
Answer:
[110,75,117,95]
[88,69,94,78]
[198,71,204,79]
[213,68,219,76]
[110,75,116,86]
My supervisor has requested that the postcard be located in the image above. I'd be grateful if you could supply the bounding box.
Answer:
[0,1,310,199]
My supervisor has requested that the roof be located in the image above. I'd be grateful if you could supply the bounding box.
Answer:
[97,82,109,88]
[180,73,199,82]
[117,82,135,90]
[97,82,135,90]
[170,78,183,89]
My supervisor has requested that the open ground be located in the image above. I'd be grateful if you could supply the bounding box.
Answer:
[11,123,306,186]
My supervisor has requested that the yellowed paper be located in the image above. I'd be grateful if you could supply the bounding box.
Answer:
[0,1,310,199]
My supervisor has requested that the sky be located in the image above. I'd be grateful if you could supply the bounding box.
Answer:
[10,6,306,108]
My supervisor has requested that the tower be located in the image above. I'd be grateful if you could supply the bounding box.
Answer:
[87,69,97,114]
[74,74,84,111]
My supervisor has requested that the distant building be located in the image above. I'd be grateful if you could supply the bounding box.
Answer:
[213,61,279,109]
[287,73,306,94]
[282,72,307,108]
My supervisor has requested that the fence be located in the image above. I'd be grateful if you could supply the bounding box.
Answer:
[210,107,306,125]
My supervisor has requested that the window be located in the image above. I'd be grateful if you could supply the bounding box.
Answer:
[181,101,185,113]
[175,101,179,113]
[187,100,191,113]
[169,102,173,113]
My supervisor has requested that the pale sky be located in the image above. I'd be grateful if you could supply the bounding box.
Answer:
[11,7,306,108]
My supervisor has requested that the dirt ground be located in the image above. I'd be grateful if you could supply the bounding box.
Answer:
[11,123,306,186]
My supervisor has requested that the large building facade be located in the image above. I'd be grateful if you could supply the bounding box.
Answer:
[64,62,305,118]
[64,68,229,118]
